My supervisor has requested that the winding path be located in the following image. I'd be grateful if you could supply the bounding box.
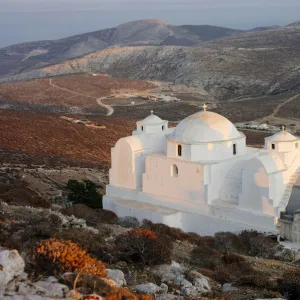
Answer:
[49,78,114,116]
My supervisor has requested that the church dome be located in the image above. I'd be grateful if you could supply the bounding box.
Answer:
[266,131,299,142]
[168,111,242,144]
[137,111,164,125]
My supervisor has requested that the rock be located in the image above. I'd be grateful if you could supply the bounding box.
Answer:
[9,279,69,298]
[0,292,72,299]
[115,261,128,269]
[222,283,238,292]
[0,250,25,291]
[135,282,162,295]
[152,261,187,282]
[156,294,182,300]
[160,283,168,293]
[106,269,126,287]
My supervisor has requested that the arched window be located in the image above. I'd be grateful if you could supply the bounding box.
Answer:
[162,125,165,131]
[177,145,182,157]
[141,126,144,131]
[171,164,179,177]
[272,144,275,150]
[296,143,299,149]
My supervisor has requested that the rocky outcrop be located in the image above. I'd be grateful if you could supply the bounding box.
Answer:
[0,250,26,291]
[0,249,70,299]
[151,261,211,297]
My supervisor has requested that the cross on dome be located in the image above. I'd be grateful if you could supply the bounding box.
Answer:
[202,103,208,111]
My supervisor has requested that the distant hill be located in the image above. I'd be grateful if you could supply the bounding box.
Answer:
[0,20,245,78]
[1,19,300,102]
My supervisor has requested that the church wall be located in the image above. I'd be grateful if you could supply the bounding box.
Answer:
[190,137,246,162]
[206,151,258,204]
[133,121,169,135]
[109,134,168,190]
[142,154,205,203]
[110,141,136,190]
[103,190,276,235]
[239,158,275,216]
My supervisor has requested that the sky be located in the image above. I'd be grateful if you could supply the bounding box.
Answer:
[1,0,300,48]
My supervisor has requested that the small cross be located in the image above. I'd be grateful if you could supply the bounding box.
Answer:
[282,125,285,131]
[203,103,207,111]
[150,110,154,115]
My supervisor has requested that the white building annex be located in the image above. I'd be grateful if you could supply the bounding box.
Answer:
[103,105,300,236]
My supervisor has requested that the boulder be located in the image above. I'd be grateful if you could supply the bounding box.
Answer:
[222,283,238,292]
[8,278,69,298]
[0,250,25,291]
[135,282,162,295]
[106,269,126,287]
[152,261,187,282]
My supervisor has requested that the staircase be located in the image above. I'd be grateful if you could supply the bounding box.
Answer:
[277,168,300,214]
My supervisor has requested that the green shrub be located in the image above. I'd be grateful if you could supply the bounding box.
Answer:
[66,179,102,208]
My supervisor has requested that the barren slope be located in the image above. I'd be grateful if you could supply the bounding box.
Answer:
[0,74,155,114]
[3,43,300,101]
[0,110,136,167]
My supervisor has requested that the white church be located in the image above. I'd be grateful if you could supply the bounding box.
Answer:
[103,105,300,235]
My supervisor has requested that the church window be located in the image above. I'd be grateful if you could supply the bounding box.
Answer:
[233,144,237,155]
[296,143,299,149]
[272,144,275,150]
[162,125,165,131]
[141,126,144,131]
[177,145,182,156]
[171,164,179,177]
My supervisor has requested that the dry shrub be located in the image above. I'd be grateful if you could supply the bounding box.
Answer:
[61,204,118,225]
[191,245,221,269]
[63,273,154,300]
[115,228,173,266]
[237,273,270,288]
[214,232,245,254]
[239,230,277,257]
[106,288,154,300]
[35,238,107,277]
[221,253,245,264]
[142,220,187,241]
[53,228,106,258]
[0,185,51,208]
[281,269,300,285]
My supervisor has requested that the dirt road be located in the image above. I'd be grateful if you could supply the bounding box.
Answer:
[49,78,114,116]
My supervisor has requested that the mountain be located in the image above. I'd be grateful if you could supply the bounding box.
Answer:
[1,20,300,101]
[0,20,243,78]
[3,40,300,101]
[205,22,300,49]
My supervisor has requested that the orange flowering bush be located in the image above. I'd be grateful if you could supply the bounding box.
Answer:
[35,238,107,277]
[115,228,172,266]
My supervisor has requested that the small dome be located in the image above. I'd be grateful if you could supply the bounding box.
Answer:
[169,111,242,144]
[266,131,299,142]
[137,112,164,125]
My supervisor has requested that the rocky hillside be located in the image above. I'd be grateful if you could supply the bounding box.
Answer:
[2,43,300,101]
[0,20,244,78]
